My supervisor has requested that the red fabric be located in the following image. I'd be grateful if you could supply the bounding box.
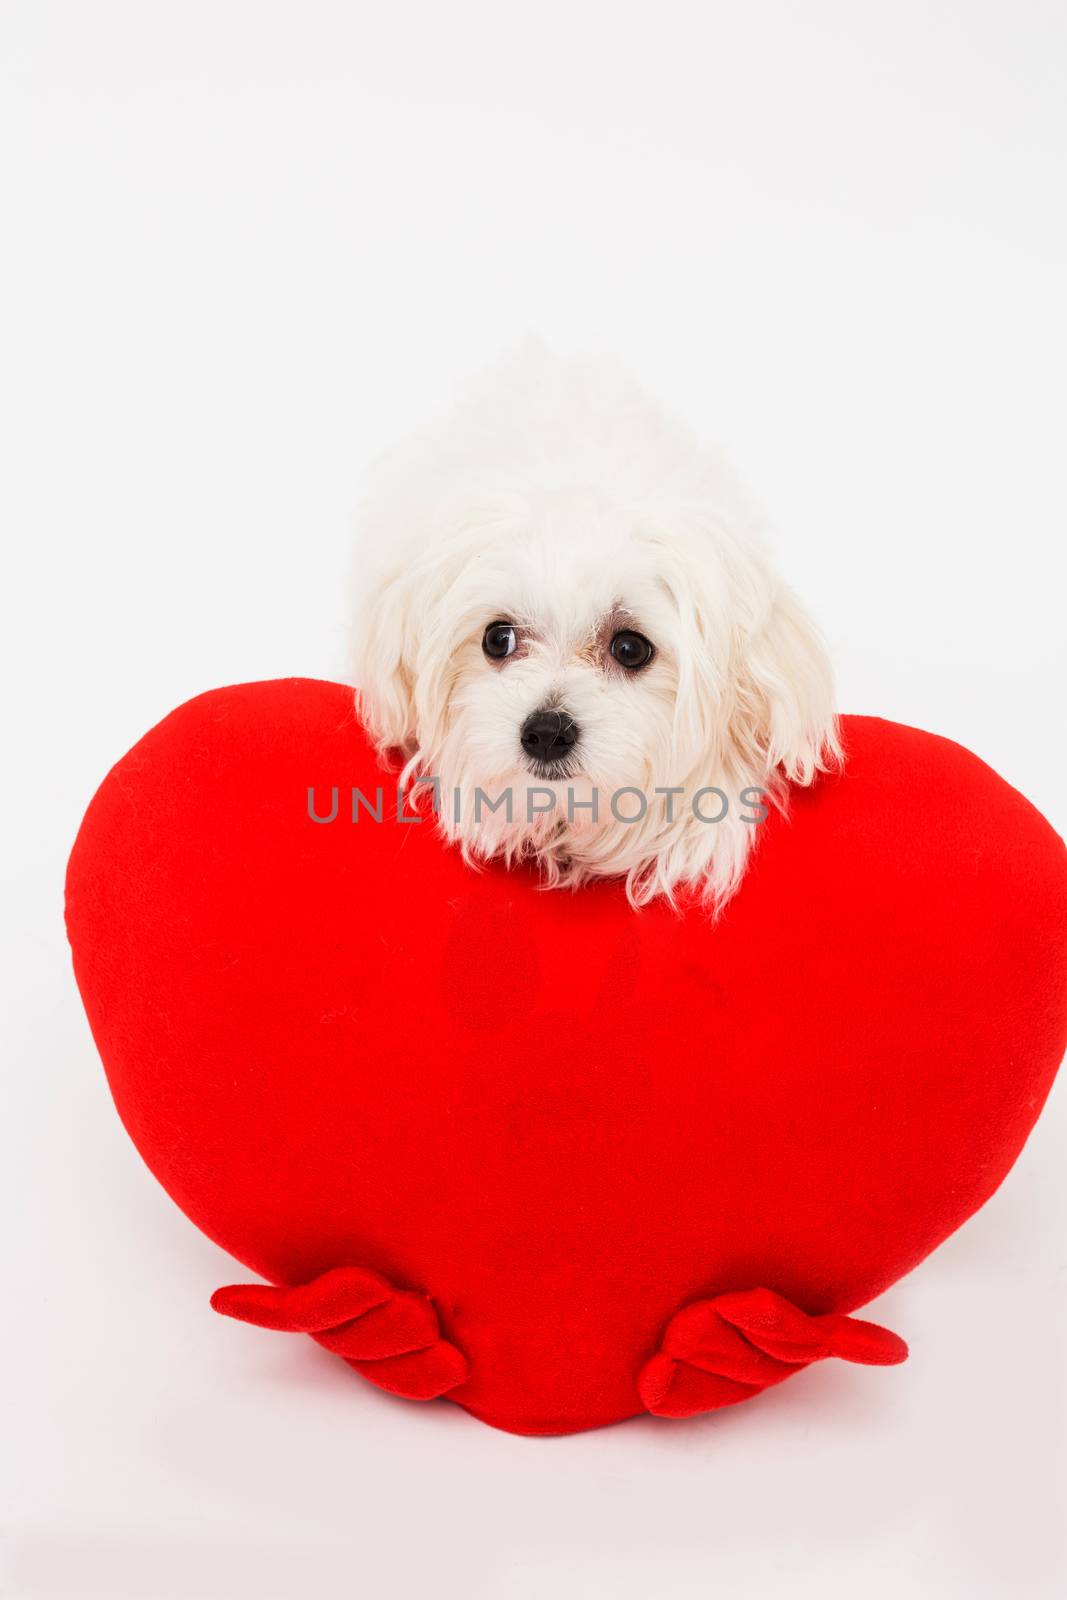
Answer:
[210,1269,468,1398]
[65,678,1067,1436]
[638,1288,908,1418]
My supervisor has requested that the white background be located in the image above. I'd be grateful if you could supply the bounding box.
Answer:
[2,3,1066,1596]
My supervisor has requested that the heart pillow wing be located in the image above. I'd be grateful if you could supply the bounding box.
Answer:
[65,679,1067,1435]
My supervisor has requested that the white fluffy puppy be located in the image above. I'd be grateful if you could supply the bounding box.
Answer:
[352,351,839,910]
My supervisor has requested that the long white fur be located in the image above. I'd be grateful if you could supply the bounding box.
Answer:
[351,349,840,911]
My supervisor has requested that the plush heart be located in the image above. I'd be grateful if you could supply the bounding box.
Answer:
[66,679,1067,1435]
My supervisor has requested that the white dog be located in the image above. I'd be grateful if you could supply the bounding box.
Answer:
[352,350,839,910]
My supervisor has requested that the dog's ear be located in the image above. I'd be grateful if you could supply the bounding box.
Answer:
[728,577,840,786]
[352,543,470,760]
[351,559,420,755]
[656,534,839,792]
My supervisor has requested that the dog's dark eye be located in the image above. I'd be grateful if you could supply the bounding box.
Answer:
[610,629,655,671]
[483,621,518,661]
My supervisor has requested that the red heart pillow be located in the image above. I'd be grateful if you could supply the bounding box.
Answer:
[65,679,1067,1435]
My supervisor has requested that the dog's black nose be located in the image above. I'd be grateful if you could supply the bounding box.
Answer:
[520,709,580,765]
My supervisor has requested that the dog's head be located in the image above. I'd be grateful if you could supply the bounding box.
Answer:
[352,355,839,907]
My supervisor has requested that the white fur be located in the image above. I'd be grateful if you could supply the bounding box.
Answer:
[351,349,840,911]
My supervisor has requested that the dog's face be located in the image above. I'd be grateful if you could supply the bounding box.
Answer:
[431,498,687,818]
[353,353,838,907]
[354,482,838,906]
